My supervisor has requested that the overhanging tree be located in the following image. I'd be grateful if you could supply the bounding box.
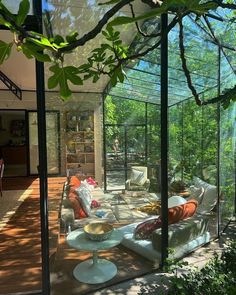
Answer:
[0,0,235,107]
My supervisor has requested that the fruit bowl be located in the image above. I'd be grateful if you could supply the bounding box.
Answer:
[83,222,114,241]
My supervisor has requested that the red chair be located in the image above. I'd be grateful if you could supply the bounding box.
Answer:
[0,159,4,197]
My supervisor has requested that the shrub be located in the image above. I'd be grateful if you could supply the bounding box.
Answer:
[166,240,236,295]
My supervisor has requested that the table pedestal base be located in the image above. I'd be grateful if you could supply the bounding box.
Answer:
[73,258,117,284]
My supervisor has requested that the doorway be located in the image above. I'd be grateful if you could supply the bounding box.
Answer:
[0,110,27,177]
[105,124,147,190]
[0,110,61,177]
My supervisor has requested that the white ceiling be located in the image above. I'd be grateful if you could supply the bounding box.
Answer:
[0,0,151,94]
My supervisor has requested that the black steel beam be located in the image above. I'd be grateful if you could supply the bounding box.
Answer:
[0,70,22,100]
[216,45,221,237]
[160,13,169,268]
[33,1,50,294]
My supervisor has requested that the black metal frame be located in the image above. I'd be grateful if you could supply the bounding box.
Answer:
[33,1,50,294]
[160,13,169,267]
[0,71,22,100]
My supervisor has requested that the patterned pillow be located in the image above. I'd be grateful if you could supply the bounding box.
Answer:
[69,175,81,190]
[68,192,87,219]
[75,184,92,216]
[130,169,145,185]
[134,217,162,240]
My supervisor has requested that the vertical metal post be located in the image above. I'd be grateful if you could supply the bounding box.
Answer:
[201,101,204,179]
[145,102,148,165]
[181,102,184,180]
[160,13,169,268]
[34,1,50,294]
[102,94,107,192]
[234,144,236,216]
[124,125,128,183]
[217,45,221,236]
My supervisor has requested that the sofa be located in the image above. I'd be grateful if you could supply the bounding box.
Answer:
[117,177,217,261]
[119,214,210,262]
[60,175,217,262]
[59,176,157,233]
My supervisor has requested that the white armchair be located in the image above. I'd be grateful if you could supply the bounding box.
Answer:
[126,166,150,191]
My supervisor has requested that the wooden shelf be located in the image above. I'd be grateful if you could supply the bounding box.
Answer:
[66,110,95,178]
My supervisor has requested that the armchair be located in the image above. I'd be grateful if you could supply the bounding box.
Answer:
[126,166,150,191]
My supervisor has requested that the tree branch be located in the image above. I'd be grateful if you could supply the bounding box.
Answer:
[202,85,236,106]
[129,3,161,38]
[111,15,178,72]
[58,0,135,54]
[0,8,36,39]
[212,0,236,10]
[178,15,202,106]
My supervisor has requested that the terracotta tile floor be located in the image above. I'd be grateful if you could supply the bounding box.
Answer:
[0,177,65,294]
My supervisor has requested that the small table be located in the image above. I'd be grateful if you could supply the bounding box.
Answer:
[67,228,123,284]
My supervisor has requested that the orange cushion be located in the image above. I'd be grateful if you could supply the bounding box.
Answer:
[68,191,87,219]
[69,176,81,190]
[168,199,198,224]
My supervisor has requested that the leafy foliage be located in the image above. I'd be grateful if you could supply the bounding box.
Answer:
[48,64,83,99]
[0,0,235,106]
[0,40,13,64]
[165,240,236,295]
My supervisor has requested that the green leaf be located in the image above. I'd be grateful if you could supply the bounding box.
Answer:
[110,71,118,87]
[107,6,167,27]
[66,32,79,44]
[48,64,83,99]
[21,41,51,62]
[52,35,65,46]
[16,0,30,26]
[27,35,56,49]
[0,41,13,64]
[0,15,12,29]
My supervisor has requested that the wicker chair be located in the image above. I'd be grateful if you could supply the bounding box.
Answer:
[126,166,150,191]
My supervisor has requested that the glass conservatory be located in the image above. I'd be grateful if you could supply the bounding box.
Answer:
[0,1,235,295]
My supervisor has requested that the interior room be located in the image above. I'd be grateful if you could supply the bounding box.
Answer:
[0,110,27,177]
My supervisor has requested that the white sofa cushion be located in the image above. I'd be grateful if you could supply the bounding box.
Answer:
[119,217,211,262]
[189,186,205,204]
[194,177,217,214]
[168,195,186,208]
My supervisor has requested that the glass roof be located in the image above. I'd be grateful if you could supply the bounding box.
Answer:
[107,12,236,106]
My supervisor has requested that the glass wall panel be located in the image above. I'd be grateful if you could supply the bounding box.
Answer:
[28,111,60,175]
[182,100,203,181]
[169,103,183,181]
[220,104,236,231]
[28,112,39,174]
[104,95,146,125]
[147,103,161,192]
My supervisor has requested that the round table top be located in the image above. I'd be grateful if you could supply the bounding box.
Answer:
[67,228,124,252]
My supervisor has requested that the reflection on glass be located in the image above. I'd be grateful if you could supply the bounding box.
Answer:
[220,104,236,231]
[28,112,60,175]
[29,112,39,174]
